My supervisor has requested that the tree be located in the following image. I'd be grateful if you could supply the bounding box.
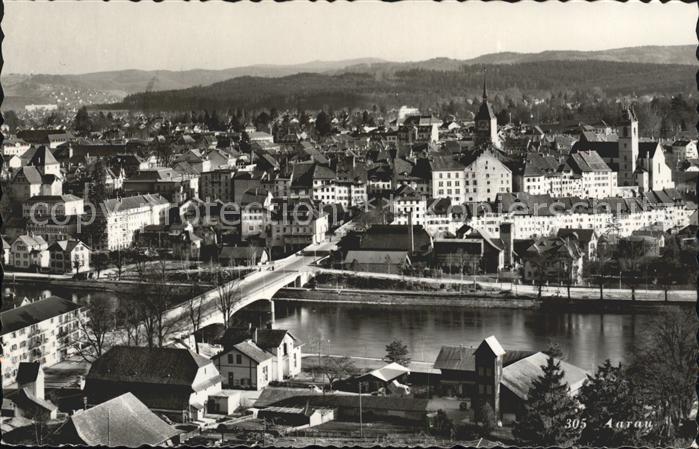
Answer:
[384,340,411,366]
[109,250,126,280]
[139,261,178,347]
[319,355,358,390]
[512,356,581,446]
[477,402,498,435]
[431,409,454,438]
[83,160,109,249]
[117,297,143,347]
[215,270,240,329]
[628,308,696,442]
[75,294,118,361]
[92,252,109,279]
[315,110,333,137]
[578,360,647,446]
[3,110,22,133]
[542,341,564,360]
[74,106,92,134]
[649,257,680,301]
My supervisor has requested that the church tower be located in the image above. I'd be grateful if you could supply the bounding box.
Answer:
[617,107,639,186]
[475,73,498,147]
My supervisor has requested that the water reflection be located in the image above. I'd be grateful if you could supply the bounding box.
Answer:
[274,301,655,371]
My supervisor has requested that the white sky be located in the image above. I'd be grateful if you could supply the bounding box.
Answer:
[3,0,696,75]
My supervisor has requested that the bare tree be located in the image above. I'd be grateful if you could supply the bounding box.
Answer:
[320,355,359,390]
[215,270,240,329]
[75,293,118,361]
[118,298,143,346]
[140,260,177,347]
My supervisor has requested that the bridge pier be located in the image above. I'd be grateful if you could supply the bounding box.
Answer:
[269,299,275,328]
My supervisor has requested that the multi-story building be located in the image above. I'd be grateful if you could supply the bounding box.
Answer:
[22,194,84,219]
[212,327,303,391]
[47,239,91,274]
[268,200,329,252]
[432,150,512,204]
[123,168,199,203]
[1,296,84,387]
[566,150,617,199]
[9,234,50,270]
[390,185,427,226]
[513,154,583,197]
[99,194,170,250]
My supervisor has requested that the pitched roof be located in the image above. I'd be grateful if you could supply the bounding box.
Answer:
[358,225,432,253]
[433,346,476,371]
[69,392,180,447]
[101,194,169,215]
[1,296,81,335]
[86,346,212,387]
[482,335,506,357]
[24,145,59,167]
[431,155,465,171]
[501,352,588,401]
[14,166,43,184]
[16,362,41,386]
[229,340,274,364]
[363,362,411,383]
[568,150,612,173]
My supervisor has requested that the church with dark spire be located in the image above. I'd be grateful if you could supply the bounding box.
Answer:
[474,73,498,148]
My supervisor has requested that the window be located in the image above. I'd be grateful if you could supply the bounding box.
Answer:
[228,372,235,386]
[227,354,233,364]
[236,354,242,364]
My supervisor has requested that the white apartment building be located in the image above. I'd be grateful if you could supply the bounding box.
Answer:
[566,151,618,199]
[1,296,84,387]
[390,185,427,226]
[432,151,512,204]
[99,194,170,250]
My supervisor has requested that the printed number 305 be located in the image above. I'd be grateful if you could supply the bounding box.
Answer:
[565,418,587,429]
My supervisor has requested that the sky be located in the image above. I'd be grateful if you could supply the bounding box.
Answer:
[3,0,697,75]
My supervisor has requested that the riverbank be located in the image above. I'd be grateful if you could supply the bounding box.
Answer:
[275,286,693,312]
[275,287,540,309]
[312,269,696,305]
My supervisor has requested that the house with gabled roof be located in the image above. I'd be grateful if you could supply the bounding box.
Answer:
[213,327,304,390]
[47,239,91,274]
[85,346,223,423]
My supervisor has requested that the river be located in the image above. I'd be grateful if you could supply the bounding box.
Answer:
[4,284,670,372]
[273,300,664,372]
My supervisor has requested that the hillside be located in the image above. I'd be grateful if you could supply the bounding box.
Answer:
[2,45,694,111]
[334,45,696,76]
[114,60,696,112]
[2,58,387,99]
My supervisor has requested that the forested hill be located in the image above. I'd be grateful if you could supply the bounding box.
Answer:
[114,61,696,112]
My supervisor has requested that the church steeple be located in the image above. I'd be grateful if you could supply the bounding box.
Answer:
[482,69,488,101]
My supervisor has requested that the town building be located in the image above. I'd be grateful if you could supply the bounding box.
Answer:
[98,194,170,250]
[213,327,303,391]
[47,239,91,274]
[0,296,84,387]
[85,346,223,423]
[431,150,512,203]
[9,234,50,270]
[433,335,587,423]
